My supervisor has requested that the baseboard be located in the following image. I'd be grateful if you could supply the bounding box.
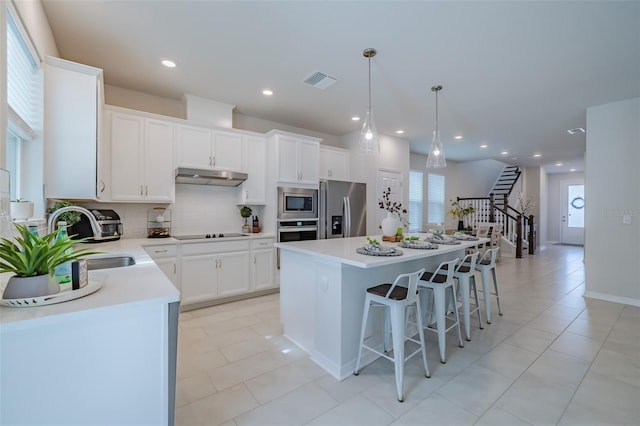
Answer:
[584,290,640,307]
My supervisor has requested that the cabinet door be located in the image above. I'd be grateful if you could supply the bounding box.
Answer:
[144,119,175,202]
[240,136,266,204]
[252,249,274,290]
[298,140,320,185]
[218,251,251,297]
[153,257,179,290]
[326,149,349,181]
[110,113,144,201]
[44,58,102,200]
[181,254,218,304]
[176,125,213,169]
[212,131,243,171]
[276,136,300,184]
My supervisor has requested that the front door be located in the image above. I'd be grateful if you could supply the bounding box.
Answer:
[561,179,585,245]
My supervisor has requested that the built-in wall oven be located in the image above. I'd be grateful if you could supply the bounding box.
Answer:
[277,187,319,267]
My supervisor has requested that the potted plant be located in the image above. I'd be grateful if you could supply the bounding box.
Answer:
[240,206,252,233]
[0,224,100,299]
[10,199,34,221]
[47,201,82,228]
[448,200,475,231]
[378,187,408,236]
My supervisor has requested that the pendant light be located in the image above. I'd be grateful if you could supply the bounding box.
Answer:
[359,48,379,154]
[426,85,447,168]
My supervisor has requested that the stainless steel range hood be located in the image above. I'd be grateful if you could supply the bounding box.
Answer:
[175,167,248,187]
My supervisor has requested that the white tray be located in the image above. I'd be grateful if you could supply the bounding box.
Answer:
[0,277,105,308]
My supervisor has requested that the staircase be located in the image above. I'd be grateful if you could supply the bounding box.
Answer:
[490,166,521,209]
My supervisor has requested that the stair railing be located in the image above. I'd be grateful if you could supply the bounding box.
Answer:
[457,196,536,257]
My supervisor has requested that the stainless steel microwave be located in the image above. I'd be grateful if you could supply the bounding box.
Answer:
[277,187,318,219]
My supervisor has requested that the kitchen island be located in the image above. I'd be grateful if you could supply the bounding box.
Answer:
[275,235,486,380]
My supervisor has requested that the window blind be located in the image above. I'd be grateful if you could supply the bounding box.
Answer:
[7,10,39,135]
[427,173,445,224]
[408,170,423,232]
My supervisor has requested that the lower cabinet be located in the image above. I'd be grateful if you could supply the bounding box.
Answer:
[144,244,179,290]
[145,238,275,308]
[179,240,251,306]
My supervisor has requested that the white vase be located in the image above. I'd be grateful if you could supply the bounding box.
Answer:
[381,212,402,236]
[2,274,60,299]
[10,201,34,221]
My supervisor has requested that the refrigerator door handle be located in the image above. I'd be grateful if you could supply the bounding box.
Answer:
[344,196,352,237]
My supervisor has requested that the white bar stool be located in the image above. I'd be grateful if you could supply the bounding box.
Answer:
[418,258,464,363]
[354,268,430,402]
[452,252,484,340]
[475,247,503,323]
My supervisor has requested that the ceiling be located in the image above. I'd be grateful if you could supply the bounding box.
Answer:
[40,1,640,173]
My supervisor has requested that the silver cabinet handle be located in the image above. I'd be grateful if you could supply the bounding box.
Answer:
[212,156,216,166]
[154,249,168,253]
[209,156,213,166]
[99,180,105,193]
[253,257,256,264]
[145,185,148,196]
[173,264,176,274]
[140,185,144,196]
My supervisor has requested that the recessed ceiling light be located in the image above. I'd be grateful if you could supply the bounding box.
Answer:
[161,59,176,68]
[351,116,360,121]
[395,130,404,134]
[262,89,274,96]
[480,144,488,149]
[454,135,463,140]
[567,127,585,135]
[501,151,508,155]
[570,168,576,172]
[533,153,541,158]
[556,162,563,166]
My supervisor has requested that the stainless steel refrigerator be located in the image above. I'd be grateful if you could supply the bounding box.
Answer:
[319,180,366,239]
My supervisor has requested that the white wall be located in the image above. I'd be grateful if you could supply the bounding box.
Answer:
[585,97,640,306]
[104,84,185,119]
[341,131,410,235]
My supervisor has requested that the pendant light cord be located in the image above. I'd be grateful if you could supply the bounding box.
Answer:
[368,56,372,109]
[435,89,439,132]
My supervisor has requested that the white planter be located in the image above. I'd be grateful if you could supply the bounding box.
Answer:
[381,212,402,236]
[10,201,34,221]
[2,274,60,299]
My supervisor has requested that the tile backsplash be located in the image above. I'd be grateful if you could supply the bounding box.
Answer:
[76,184,265,238]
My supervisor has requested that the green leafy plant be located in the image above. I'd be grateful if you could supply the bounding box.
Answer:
[240,206,252,218]
[379,187,408,227]
[404,236,420,241]
[47,201,82,227]
[0,224,101,277]
[366,237,380,246]
[448,200,475,219]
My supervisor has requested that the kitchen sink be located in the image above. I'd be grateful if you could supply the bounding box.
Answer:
[85,255,136,270]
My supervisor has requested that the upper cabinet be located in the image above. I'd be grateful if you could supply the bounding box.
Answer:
[269,131,322,187]
[107,108,175,202]
[238,136,267,205]
[43,56,108,200]
[319,146,350,181]
[176,124,243,171]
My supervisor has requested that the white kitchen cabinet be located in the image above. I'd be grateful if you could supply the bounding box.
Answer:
[269,131,322,187]
[176,125,243,171]
[109,109,175,202]
[320,146,350,181]
[238,136,267,205]
[145,244,179,290]
[180,240,251,305]
[251,238,275,290]
[43,56,109,200]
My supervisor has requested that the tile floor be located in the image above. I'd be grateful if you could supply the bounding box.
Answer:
[175,245,640,425]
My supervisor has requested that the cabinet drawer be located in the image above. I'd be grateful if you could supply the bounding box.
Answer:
[252,238,274,249]
[144,244,178,258]
[182,240,250,256]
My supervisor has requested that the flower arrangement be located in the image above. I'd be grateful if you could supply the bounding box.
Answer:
[448,199,475,219]
[379,187,408,226]
[517,192,534,216]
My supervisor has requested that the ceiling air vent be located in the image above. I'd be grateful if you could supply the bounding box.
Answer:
[303,71,337,90]
[567,127,586,135]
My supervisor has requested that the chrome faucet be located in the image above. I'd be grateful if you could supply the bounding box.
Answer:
[47,206,102,238]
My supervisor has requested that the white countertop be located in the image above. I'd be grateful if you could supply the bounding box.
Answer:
[0,233,276,328]
[275,234,488,268]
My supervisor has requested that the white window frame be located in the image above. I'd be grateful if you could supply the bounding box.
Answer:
[427,173,445,225]
[408,169,423,232]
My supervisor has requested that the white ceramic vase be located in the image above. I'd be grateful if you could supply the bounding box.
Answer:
[2,274,60,299]
[381,212,402,236]
[10,201,34,221]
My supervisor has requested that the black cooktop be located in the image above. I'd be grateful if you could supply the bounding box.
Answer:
[173,233,249,240]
